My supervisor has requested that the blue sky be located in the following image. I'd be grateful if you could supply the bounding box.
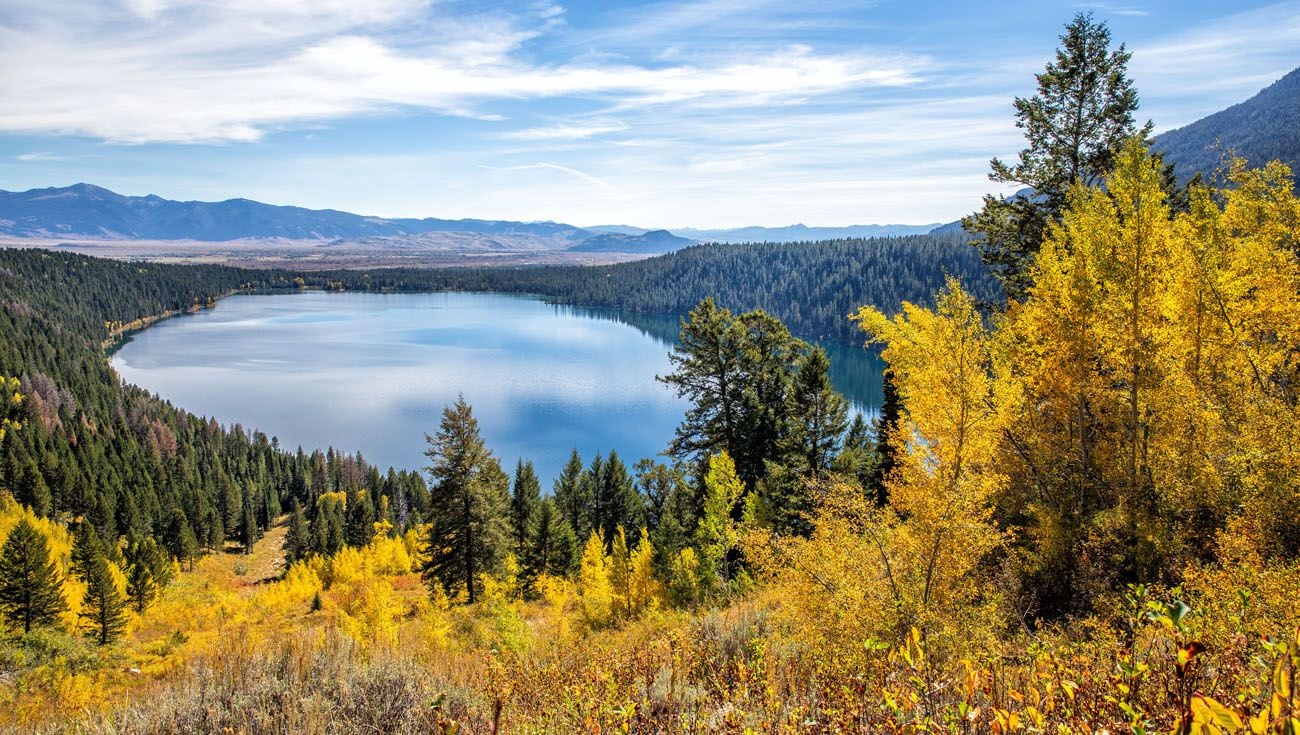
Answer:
[0,0,1297,228]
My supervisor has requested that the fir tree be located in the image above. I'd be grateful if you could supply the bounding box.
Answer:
[239,491,260,554]
[80,556,127,645]
[123,536,170,613]
[284,497,311,563]
[523,498,577,585]
[163,508,199,571]
[510,459,541,551]
[866,369,902,504]
[781,346,849,479]
[552,449,590,541]
[0,519,67,634]
[964,11,1149,299]
[420,396,511,604]
[345,489,376,547]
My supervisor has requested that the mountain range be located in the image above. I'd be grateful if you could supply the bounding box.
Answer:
[0,183,700,255]
[2,65,1296,256]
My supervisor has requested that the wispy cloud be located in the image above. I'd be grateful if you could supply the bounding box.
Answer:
[0,1,924,144]
[1074,2,1152,17]
[15,152,67,162]
[502,121,630,141]
[1131,1,1300,128]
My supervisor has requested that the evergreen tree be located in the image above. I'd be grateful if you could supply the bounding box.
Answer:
[284,497,310,563]
[123,536,170,613]
[163,507,199,570]
[834,412,877,492]
[523,499,577,585]
[345,489,376,547]
[310,494,346,556]
[781,346,850,478]
[661,300,806,491]
[552,449,590,540]
[239,491,260,554]
[0,519,67,634]
[510,459,541,551]
[733,310,803,487]
[660,299,747,467]
[420,396,511,604]
[70,519,104,580]
[964,11,1149,299]
[866,369,902,504]
[80,555,127,645]
[593,451,642,547]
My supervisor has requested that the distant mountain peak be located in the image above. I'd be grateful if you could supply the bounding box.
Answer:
[0,183,593,243]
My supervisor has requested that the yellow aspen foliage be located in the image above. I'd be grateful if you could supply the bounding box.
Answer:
[260,558,323,614]
[408,581,454,652]
[609,527,632,619]
[697,452,743,593]
[627,529,661,616]
[534,573,575,640]
[668,546,704,607]
[331,574,401,650]
[852,277,1007,640]
[577,532,613,630]
[365,533,414,576]
[473,571,530,653]
[498,552,522,600]
[324,545,366,589]
[1161,159,1300,550]
[993,141,1300,601]
[0,376,22,442]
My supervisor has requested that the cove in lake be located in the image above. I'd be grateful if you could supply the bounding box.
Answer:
[110,292,883,487]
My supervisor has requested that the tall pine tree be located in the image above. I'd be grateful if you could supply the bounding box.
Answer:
[421,396,511,604]
[0,519,67,634]
[963,11,1148,300]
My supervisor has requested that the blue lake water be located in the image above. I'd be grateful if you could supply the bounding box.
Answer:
[110,291,882,487]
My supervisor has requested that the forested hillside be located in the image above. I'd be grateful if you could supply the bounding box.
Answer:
[1154,66,1300,187]
[0,251,429,569]
[309,231,999,343]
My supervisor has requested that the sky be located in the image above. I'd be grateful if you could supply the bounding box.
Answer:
[0,0,1297,229]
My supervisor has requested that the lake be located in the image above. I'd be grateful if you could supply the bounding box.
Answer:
[111,291,883,487]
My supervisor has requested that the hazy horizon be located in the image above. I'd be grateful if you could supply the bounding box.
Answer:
[2,0,1298,229]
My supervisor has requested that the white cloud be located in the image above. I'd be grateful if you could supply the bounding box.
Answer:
[0,0,924,144]
[502,120,630,141]
[1131,2,1300,129]
[15,152,67,162]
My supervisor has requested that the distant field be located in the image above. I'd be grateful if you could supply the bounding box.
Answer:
[0,237,649,269]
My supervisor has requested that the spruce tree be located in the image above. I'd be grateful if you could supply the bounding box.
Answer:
[964,11,1149,300]
[0,519,67,634]
[284,498,310,563]
[522,499,577,592]
[345,489,376,547]
[510,459,541,551]
[421,396,511,603]
[867,369,902,504]
[124,536,170,613]
[70,519,104,580]
[80,556,127,645]
[163,508,199,570]
[552,449,590,540]
[780,346,849,478]
[239,492,260,554]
